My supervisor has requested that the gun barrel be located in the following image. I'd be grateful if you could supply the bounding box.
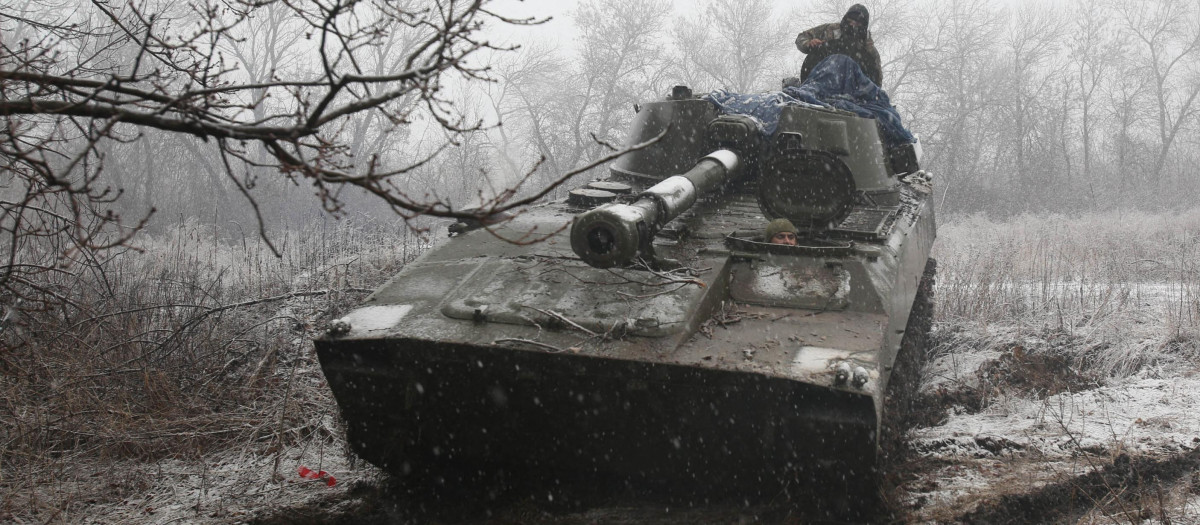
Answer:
[571,150,741,268]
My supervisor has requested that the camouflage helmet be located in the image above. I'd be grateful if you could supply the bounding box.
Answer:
[764,218,798,241]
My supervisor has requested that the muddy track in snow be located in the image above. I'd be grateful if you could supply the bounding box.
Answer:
[249,447,1200,524]
[913,337,1106,427]
[249,480,831,525]
[956,448,1200,524]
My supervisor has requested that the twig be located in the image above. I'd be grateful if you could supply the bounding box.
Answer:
[493,338,566,353]
[115,288,371,368]
[1051,399,1138,520]
[521,306,597,336]
[615,283,694,300]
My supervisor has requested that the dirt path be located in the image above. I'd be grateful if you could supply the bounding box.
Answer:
[243,448,1200,524]
[957,449,1200,524]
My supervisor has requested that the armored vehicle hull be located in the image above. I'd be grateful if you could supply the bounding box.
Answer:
[315,93,935,504]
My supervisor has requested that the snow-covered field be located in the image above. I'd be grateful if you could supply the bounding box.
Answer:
[906,341,1200,523]
[898,212,1200,523]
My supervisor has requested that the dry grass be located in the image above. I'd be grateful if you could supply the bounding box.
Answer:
[0,216,429,523]
[932,209,1200,377]
[907,209,1200,523]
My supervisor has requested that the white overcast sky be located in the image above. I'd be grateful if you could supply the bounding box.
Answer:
[487,0,715,51]
[486,0,1043,51]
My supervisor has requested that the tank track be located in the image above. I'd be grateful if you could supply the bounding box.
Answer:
[885,258,937,439]
[878,257,937,513]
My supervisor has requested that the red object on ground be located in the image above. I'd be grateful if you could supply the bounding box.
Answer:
[297,465,337,487]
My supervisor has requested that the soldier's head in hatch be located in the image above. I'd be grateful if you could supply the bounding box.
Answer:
[765,218,798,246]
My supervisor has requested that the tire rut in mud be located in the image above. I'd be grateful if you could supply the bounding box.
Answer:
[958,448,1200,524]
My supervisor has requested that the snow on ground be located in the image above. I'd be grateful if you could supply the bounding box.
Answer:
[904,336,1200,523]
[914,371,1200,460]
[19,337,1199,524]
[81,439,368,524]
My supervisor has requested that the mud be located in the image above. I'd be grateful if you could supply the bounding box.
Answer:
[249,478,820,524]
[976,344,1101,398]
[908,335,1103,429]
[958,448,1200,524]
[908,385,991,427]
[253,447,1200,525]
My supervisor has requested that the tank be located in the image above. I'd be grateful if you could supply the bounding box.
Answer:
[314,86,936,509]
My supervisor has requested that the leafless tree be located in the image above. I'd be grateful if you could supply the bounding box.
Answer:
[1067,0,1123,182]
[485,43,569,184]
[994,3,1063,192]
[574,0,673,158]
[485,0,671,191]
[900,0,1005,210]
[673,0,790,93]
[0,0,663,313]
[1110,0,1200,184]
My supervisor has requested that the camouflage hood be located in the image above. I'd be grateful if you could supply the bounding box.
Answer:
[841,4,870,39]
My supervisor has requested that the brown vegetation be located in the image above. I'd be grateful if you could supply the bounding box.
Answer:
[0,220,424,522]
[900,210,1200,522]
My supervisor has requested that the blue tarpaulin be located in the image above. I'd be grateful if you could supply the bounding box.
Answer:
[704,54,915,147]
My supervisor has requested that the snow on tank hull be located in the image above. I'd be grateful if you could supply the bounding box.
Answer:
[315,96,936,499]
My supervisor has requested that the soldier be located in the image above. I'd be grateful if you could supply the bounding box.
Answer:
[795,4,883,87]
[764,218,798,246]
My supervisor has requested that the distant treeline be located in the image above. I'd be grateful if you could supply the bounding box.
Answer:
[476,0,1200,217]
[8,0,1195,236]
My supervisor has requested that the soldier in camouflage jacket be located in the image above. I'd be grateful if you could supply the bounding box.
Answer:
[795,4,883,87]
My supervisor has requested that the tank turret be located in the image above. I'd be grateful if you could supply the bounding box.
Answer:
[315,84,936,516]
